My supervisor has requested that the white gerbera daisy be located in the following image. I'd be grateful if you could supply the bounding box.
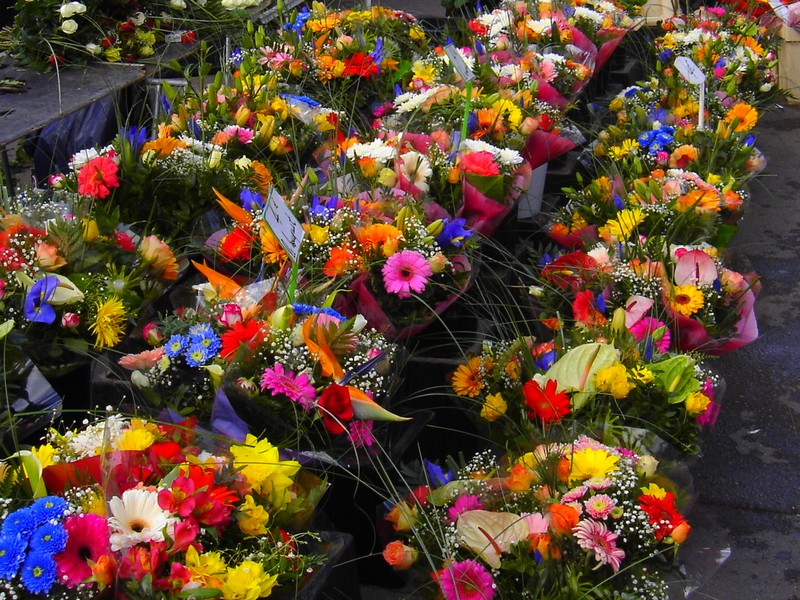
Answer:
[108,488,177,551]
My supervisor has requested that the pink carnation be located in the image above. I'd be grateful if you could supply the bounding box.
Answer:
[118,347,166,370]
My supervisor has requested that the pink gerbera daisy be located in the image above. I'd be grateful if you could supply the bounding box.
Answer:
[573,519,625,572]
[261,363,316,410]
[447,494,484,524]
[382,250,432,299]
[629,317,671,353]
[437,559,496,600]
[55,513,111,588]
[584,494,616,519]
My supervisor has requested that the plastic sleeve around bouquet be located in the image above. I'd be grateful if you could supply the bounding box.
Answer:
[456,162,532,236]
[533,77,572,110]
[522,128,580,170]
[670,284,759,356]
[41,450,139,494]
[593,27,629,73]
[335,256,473,341]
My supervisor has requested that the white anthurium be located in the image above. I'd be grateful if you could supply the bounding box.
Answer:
[457,510,530,569]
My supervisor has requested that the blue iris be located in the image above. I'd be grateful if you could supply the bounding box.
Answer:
[424,459,453,487]
[534,350,557,371]
[370,38,384,70]
[284,6,311,35]
[280,94,321,108]
[0,535,26,579]
[613,194,626,210]
[20,551,57,594]
[125,126,148,155]
[23,276,60,324]
[29,523,67,555]
[436,218,474,249]
[240,189,265,212]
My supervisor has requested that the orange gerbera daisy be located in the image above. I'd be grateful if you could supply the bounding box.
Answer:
[724,103,758,132]
[249,161,274,194]
[451,356,486,398]
[323,245,361,277]
[355,223,402,255]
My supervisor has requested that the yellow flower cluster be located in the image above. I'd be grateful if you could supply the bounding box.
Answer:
[594,363,635,399]
[230,435,301,508]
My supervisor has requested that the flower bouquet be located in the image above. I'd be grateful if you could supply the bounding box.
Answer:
[0,192,179,373]
[0,412,328,598]
[381,436,691,599]
[7,0,254,72]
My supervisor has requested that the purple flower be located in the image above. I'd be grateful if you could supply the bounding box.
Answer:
[436,218,473,248]
[24,276,60,324]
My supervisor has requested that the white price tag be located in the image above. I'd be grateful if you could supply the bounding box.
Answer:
[768,0,791,24]
[262,188,305,263]
[444,45,475,82]
[674,56,705,85]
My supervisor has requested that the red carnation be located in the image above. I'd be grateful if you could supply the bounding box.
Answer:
[77,156,120,199]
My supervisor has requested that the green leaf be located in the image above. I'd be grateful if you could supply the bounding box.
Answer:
[465,172,507,203]
[0,319,14,340]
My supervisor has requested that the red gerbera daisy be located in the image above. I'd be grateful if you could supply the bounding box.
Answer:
[77,155,120,199]
[638,491,687,541]
[523,378,571,423]
[220,320,265,359]
[572,290,607,327]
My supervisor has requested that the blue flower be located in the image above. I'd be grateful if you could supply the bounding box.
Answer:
[230,46,243,69]
[436,218,473,248]
[292,303,345,321]
[125,126,148,155]
[0,535,26,579]
[240,189,264,212]
[1,507,38,540]
[185,342,212,367]
[20,551,56,594]
[467,112,478,134]
[595,293,607,314]
[284,6,310,35]
[280,94,321,108]
[23,276,60,324]
[613,194,626,210]
[424,459,453,487]
[657,49,673,64]
[30,497,67,524]
[29,523,67,555]
[744,134,756,147]
[534,349,557,371]
[308,195,338,220]
[165,334,188,358]
[370,38,384,70]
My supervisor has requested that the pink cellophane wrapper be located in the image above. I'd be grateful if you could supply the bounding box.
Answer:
[522,129,579,170]
[670,284,758,356]
[334,256,473,341]
[594,28,629,72]
[456,163,532,236]
[533,77,571,110]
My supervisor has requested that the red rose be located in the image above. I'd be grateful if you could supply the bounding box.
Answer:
[317,384,354,435]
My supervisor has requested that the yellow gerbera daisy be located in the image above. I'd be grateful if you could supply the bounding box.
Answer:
[569,448,620,483]
[90,296,127,349]
[670,285,704,317]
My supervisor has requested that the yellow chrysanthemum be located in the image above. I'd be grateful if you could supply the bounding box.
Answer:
[724,103,758,132]
[411,60,437,86]
[480,393,508,422]
[594,363,635,399]
[601,207,644,241]
[115,427,155,452]
[670,285,704,317]
[90,296,126,349]
[569,448,620,482]
[685,391,711,416]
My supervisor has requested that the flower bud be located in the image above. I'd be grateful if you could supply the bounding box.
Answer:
[61,313,80,329]
[61,19,78,35]
[142,322,163,346]
[218,303,243,327]
[636,455,659,478]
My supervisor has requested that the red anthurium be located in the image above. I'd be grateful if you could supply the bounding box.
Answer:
[541,251,600,292]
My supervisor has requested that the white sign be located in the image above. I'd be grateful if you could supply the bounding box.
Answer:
[674,56,705,85]
[768,0,790,24]
[262,188,305,262]
[444,45,475,82]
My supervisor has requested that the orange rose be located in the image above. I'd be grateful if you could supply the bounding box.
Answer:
[139,235,179,281]
[547,503,579,535]
[382,540,418,570]
[505,463,536,492]
[91,554,117,588]
[386,501,418,532]
[670,521,691,544]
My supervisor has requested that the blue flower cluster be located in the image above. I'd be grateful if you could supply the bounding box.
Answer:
[292,303,346,321]
[637,125,675,156]
[165,324,222,367]
[0,496,68,594]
